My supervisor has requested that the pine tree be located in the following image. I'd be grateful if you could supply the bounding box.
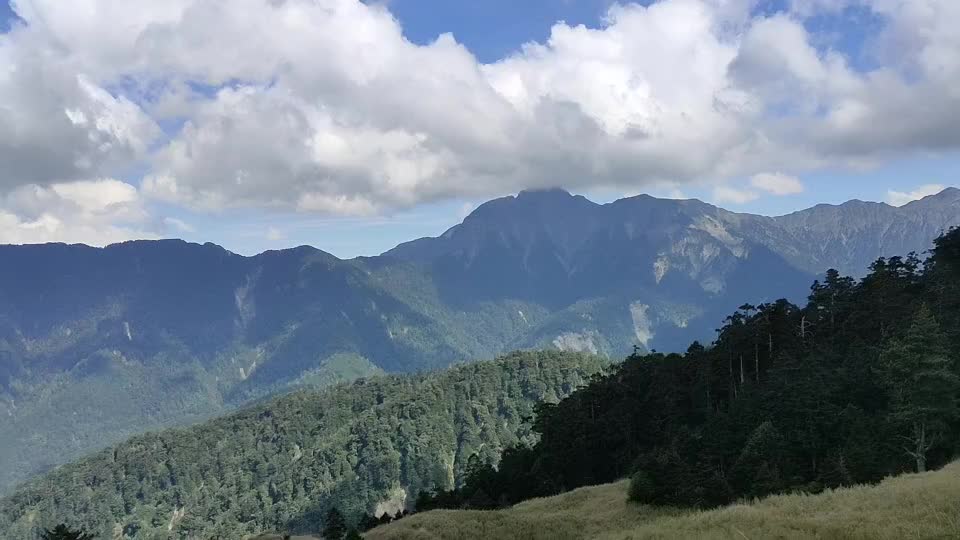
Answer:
[928,227,960,354]
[881,305,960,472]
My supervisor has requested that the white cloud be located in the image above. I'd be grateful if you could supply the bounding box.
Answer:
[887,184,946,206]
[750,172,805,195]
[712,185,759,205]
[0,0,958,241]
[0,179,165,245]
[0,30,160,190]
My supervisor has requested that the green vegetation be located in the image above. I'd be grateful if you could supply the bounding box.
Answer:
[0,351,606,539]
[367,460,960,539]
[413,228,960,513]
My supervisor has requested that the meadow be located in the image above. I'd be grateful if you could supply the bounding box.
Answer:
[366,461,960,539]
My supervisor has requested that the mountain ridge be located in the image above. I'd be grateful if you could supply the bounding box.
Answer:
[12,187,957,266]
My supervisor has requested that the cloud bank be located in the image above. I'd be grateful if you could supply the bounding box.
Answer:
[0,0,958,244]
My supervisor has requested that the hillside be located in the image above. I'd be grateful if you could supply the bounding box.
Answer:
[366,461,960,540]
[372,227,960,531]
[0,351,606,539]
[1,188,958,493]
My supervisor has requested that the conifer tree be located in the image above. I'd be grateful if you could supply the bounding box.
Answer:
[881,305,960,472]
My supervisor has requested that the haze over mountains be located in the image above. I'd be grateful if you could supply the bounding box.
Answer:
[1,187,958,493]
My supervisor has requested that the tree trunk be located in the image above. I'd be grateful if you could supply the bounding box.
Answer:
[729,353,737,400]
[916,422,927,473]
[908,422,929,473]
[755,343,760,383]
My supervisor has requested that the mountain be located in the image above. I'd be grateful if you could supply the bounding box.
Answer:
[1,187,958,493]
[388,186,960,350]
[0,351,606,539]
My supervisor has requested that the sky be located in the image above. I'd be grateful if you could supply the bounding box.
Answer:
[0,0,957,258]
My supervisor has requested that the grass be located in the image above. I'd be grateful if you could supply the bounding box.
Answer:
[250,535,320,540]
[365,461,960,539]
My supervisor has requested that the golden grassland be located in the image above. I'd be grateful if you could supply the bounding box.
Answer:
[251,535,320,539]
[365,461,960,540]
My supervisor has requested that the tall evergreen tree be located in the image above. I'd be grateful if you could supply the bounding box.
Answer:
[881,305,960,472]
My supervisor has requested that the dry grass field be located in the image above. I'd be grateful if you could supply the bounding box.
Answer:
[366,461,960,540]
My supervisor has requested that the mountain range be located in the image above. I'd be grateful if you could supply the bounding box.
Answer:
[1,186,958,493]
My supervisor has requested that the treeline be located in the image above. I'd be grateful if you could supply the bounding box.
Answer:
[0,351,606,539]
[416,228,960,511]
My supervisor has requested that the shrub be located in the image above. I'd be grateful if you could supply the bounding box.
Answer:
[628,471,656,503]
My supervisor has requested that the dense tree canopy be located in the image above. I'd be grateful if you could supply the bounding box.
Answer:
[0,351,605,539]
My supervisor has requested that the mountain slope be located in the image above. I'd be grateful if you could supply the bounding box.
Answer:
[0,351,607,539]
[0,241,469,492]
[366,461,960,540]
[771,187,960,275]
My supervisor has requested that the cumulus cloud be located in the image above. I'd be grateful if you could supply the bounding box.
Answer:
[0,179,166,245]
[0,61,160,191]
[887,184,947,206]
[0,0,958,237]
[750,172,805,195]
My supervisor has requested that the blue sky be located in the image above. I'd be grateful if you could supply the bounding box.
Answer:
[0,2,15,31]
[0,0,957,257]
[383,0,616,62]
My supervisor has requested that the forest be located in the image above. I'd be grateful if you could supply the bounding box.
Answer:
[414,227,960,513]
[0,351,605,539]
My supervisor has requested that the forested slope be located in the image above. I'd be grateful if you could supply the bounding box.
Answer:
[413,227,960,515]
[0,351,606,539]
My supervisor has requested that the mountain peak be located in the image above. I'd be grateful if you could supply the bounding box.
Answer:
[515,187,573,200]
[922,186,959,200]
[463,188,595,222]
[897,186,960,210]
